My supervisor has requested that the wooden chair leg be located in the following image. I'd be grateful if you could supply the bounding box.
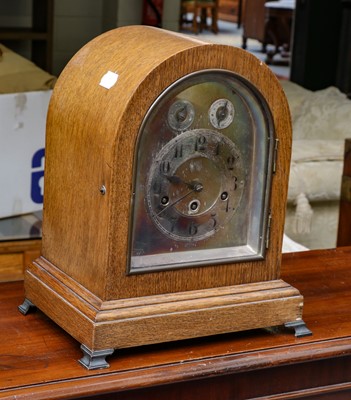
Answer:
[200,8,207,32]
[211,7,218,33]
[193,8,199,33]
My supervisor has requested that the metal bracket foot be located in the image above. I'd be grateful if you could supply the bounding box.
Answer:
[79,344,114,370]
[285,320,312,338]
[18,298,37,315]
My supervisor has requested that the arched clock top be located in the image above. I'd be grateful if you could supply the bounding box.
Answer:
[42,25,291,299]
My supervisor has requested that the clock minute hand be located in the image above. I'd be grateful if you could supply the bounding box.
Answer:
[157,181,204,216]
[157,188,195,216]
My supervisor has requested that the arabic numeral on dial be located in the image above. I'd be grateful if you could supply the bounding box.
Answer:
[195,135,206,151]
[227,155,236,170]
[174,144,183,158]
[233,176,238,190]
[153,180,161,194]
[170,217,177,232]
[210,217,217,229]
[215,142,220,156]
[160,160,171,174]
[189,222,198,236]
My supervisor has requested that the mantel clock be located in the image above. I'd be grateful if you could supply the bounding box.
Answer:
[19,26,311,369]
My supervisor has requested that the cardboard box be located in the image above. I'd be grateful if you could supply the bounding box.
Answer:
[0,90,51,219]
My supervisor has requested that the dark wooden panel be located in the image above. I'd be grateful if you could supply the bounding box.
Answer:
[337,139,351,246]
[290,0,343,90]
[336,0,351,97]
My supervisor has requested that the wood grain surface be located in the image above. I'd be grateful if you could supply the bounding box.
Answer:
[1,247,351,399]
[22,25,295,353]
[0,240,41,282]
[38,25,291,300]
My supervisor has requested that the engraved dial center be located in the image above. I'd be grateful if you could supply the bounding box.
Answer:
[169,157,221,217]
[146,128,245,242]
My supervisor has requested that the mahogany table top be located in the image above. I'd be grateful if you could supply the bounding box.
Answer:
[1,247,351,399]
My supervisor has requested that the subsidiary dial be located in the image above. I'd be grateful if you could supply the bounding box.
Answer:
[168,100,195,131]
[209,99,235,129]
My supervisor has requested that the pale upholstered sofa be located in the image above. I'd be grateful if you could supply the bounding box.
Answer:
[281,80,351,250]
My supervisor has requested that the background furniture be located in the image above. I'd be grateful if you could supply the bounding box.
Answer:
[180,0,219,33]
[336,0,351,97]
[337,138,351,246]
[218,0,242,26]
[2,247,351,398]
[290,0,343,92]
[264,1,294,65]
[0,212,42,282]
[0,0,54,73]
[241,0,278,51]
[0,239,41,282]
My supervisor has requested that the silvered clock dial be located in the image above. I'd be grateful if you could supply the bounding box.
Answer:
[146,128,244,242]
[128,69,274,274]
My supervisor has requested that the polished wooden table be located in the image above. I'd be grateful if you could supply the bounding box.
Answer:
[1,247,351,399]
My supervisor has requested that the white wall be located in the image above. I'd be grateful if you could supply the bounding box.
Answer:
[162,0,181,32]
[53,0,104,75]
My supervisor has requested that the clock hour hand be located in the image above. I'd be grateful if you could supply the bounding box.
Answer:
[165,174,203,192]
[216,100,229,123]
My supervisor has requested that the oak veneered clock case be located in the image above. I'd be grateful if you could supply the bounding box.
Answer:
[19,26,311,369]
